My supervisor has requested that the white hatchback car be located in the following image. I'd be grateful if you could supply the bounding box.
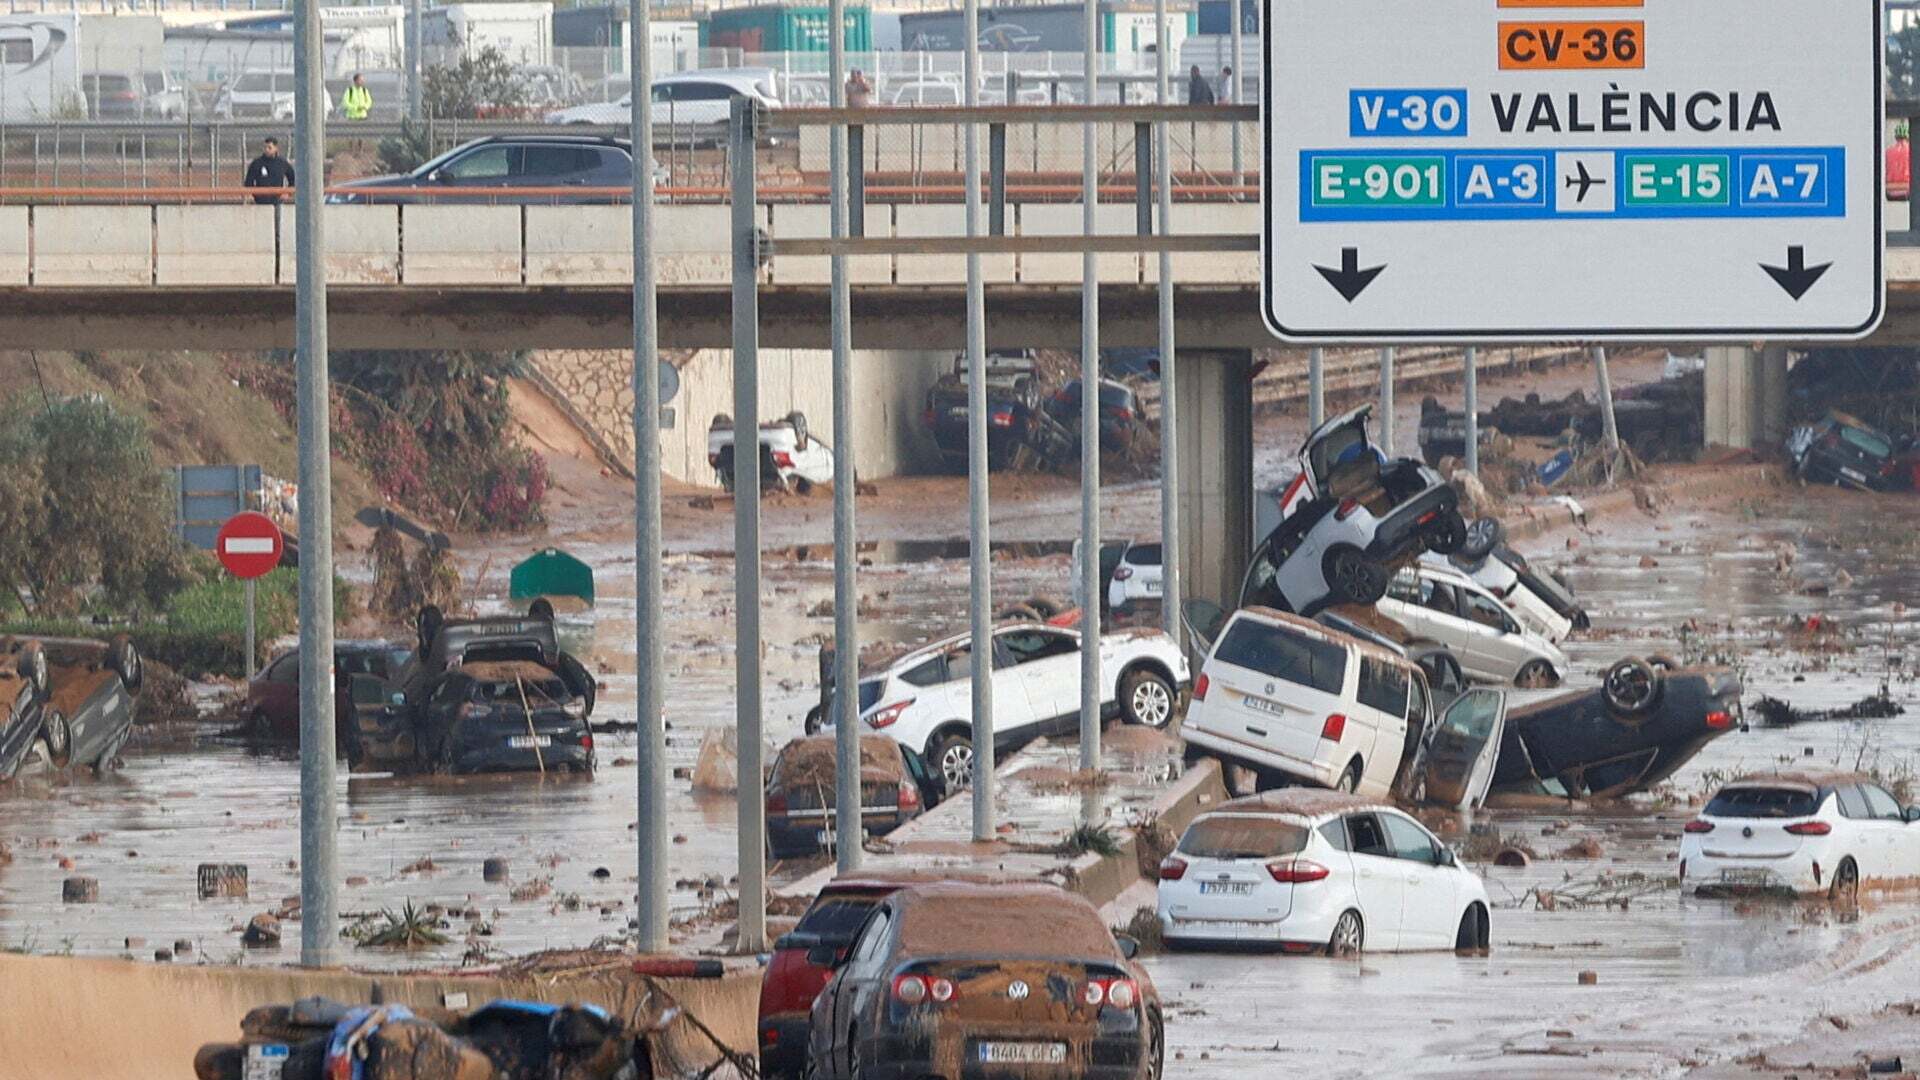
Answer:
[707,412,834,494]
[1379,564,1570,687]
[830,622,1188,793]
[1680,772,1920,900]
[1158,790,1491,954]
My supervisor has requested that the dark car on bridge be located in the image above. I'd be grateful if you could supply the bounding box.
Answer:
[327,135,653,205]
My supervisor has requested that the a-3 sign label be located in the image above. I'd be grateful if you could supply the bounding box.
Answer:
[1262,0,1884,342]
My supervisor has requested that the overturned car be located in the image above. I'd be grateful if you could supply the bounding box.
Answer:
[345,609,597,776]
[0,636,141,781]
[709,411,835,495]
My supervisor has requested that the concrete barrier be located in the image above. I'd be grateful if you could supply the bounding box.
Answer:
[156,206,276,286]
[766,202,890,286]
[659,204,754,286]
[1169,200,1259,283]
[404,205,522,285]
[0,206,27,285]
[526,205,631,285]
[0,951,760,1080]
[1019,202,1143,285]
[34,205,151,286]
[280,205,401,285]
[895,202,1015,284]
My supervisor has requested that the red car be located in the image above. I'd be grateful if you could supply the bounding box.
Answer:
[243,641,409,742]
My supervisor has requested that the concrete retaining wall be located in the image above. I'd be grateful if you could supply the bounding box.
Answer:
[528,345,951,486]
[156,205,275,286]
[34,205,150,286]
[0,207,28,285]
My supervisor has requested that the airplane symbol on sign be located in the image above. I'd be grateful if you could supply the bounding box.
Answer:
[1564,160,1607,203]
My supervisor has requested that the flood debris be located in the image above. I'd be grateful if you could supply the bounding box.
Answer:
[348,901,451,950]
[482,857,509,883]
[1515,872,1672,912]
[61,876,97,903]
[1751,688,1904,727]
[242,912,281,948]
[196,863,249,900]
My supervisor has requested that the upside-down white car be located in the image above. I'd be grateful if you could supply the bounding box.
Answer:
[708,412,835,495]
[825,622,1189,793]
[1158,790,1492,954]
[1680,772,1920,900]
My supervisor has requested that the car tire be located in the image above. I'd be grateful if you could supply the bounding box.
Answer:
[1146,1010,1165,1080]
[1455,904,1491,952]
[930,730,974,794]
[16,641,49,698]
[1323,545,1390,606]
[1830,857,1860,906]
[1601,658,1662,717]
[1335,760,1362,793]
[1425,509,1468,555]
[109,636,143,692]
[1459,517,1504,561]
[1120,668,1176,729]
[1328,910,1364,957]
[42,710,71,768]
[1514,659,1559,689]
[803,705,824,736]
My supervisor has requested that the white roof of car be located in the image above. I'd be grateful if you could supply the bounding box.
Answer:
[1226,605,1411,668]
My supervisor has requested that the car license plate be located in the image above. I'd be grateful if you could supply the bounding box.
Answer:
[1720,868,1770,885]
[1145,580,1163,595]
[1243,695,1285,718]
[1841,467,1866,483]
[508,735,552,749]
[978,1042,1068,1065]
[949,407,967,417]
[1198,881,1252,896]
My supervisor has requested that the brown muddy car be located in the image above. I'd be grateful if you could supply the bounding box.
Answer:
[806,882,1163,1079]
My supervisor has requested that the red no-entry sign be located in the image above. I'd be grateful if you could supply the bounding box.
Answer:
[215,511,284,580]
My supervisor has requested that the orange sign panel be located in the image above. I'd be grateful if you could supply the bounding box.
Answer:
[1499,21,1645,69]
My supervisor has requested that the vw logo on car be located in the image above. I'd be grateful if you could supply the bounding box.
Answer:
[1006,980,1030,1001]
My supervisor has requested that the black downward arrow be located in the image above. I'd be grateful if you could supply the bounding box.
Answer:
[1760,245,1832,301]
[1314,247,1386,302]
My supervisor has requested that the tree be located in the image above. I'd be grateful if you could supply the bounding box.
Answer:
[423,45,529,120]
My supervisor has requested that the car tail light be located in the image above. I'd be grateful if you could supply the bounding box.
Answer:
[1084,977,1137,1008]
[1704,710,1735,731]
[771,451,794,469]
[581,731,594,752]
[1158,856,1188,881]
[1192,675,1209,702]
[1683,820,1714,834]
[1320,714,1347,741]
[990,408,1014,427]
[1114,565,1134,581]
[1335,498,1360,521]
[1812,861,1823,885]
[1113,408,1134,422]
[865,699,914,729]
[898,779,921,810]
[1415,509,1439,526]
[891,974,954,1006]
[1266,858,1331,884]
[766,791,788,815]
[1785,821,1832,836]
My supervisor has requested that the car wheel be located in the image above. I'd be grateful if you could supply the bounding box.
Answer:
[1601,658,1662,717]
[16,641,48,697]
[1323,546,1389,606]
[1328,910,1364,957]
[803,705,824,736]
[42,710,72,767]
[1514,660,1559,689]
[109,636,143,692]
[1335,760,1362,793]
[1120,668,1176,729]
[1459,516,1504,561]
[1424,509,1467,555]
[931,731,974,793]
[1455,904,1490,952]
[1146,1010,1165,1080]
[1830,857,1860,906]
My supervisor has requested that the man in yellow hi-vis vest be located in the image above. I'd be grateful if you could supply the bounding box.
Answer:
[342,73,373,120]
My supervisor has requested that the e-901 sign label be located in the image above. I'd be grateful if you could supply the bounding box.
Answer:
[1312,155,1447,208]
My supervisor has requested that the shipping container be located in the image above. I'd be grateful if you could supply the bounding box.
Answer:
[1196,0,1257,36]
[705,4,870,55]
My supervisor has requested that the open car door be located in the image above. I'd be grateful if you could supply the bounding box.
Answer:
[1417,687,1508,811]
[1181,599,1227,657]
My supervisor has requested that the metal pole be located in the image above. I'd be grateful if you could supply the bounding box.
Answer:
[1229,0,1244,184]
[631,0,668,956]
[964,0,995,841]
[1078,0,1101,774]
[829,0,864,870]
[1378,347,1395,457]
[244,578,256,677]
[293,0,338,969]
[1464,347,1480,476]
[728,95,766,955]
[408,0,423,121]
[1154,0,1179,643]
[1592,345,1619,452]
[1308,347,1325,428]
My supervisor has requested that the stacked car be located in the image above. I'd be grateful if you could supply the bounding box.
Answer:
[921,352,1076,472]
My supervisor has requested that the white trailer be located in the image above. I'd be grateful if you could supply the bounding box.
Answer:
[419,2,553,68]
[0,13,82,120]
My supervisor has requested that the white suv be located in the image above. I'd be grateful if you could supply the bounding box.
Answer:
[830,622,1188,793]
[1182,607,1507,807]
[1378,564,1569,687]
[1680,772,1920,900]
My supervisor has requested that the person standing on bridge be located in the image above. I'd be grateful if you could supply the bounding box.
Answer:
[846,68,872,109]
[1187,65,1214,106]
[1216,65,1234,105]
[242,136,295,205]
[342,73,374,122]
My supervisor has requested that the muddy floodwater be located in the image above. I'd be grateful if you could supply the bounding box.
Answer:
[5,482,1920,1076]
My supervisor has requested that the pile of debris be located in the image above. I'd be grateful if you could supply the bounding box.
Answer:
[1750,689,1905,727]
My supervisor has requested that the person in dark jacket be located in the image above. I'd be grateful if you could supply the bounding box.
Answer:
[243,136,295,204]
[1188,65,1215,105]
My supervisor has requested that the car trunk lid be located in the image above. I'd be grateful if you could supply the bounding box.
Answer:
[1698,785,1822,859]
